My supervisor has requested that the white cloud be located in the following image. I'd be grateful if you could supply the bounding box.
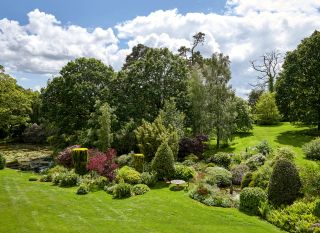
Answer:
[0,1,320,97]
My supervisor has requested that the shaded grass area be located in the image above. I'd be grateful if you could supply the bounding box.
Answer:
[0,169,283,233]
[209,122,317,166]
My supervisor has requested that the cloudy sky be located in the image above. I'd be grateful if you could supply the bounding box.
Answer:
[0,0,319,96]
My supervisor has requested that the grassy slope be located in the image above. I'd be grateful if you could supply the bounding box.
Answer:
[211,122,317,166]
[0,169,283,233]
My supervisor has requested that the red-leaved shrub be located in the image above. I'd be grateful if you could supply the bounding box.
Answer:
[56,145,81,168]
[87,148,118,181]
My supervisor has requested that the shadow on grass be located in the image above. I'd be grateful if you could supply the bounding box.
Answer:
[275,129,316,148]
[152,182,170,190]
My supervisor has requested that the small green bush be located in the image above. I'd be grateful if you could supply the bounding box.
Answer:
[104,184,116,195]
[207,152,232,168]
[140,172,157,187]
[39,175,52,182]
[245,154,266,171]
[79,173,109,191]
[205,167,232,188]
[241,172,253,189]
[268,159,302,206]
[230,164,250,185]
[0,153,6,170]
[77,184,89,195]
[29,176,38,181]
[303,138,320,160]
[314,200,320,218]
[72,148,88,175]
[184,153,198,162]
[116,166,141,184]
[239,187,267,215]
[132,184,150,195]
[115,154,132,167]
[151,141,175,180]
[47,165,68,175]
[300,163,320,196]
[174,165,195,181]
[54,171,78,187]
[113,181,132,199]
[255,140,272,155]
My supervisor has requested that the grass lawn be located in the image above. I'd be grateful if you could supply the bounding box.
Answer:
[210,122,317,166]
[0,169,283,233]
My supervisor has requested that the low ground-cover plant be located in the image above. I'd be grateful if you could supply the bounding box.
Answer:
[303,138,320,160]
[268,159,302,206]
[266,199,319,233]
[239,187,267,215]
[205,166,232,188]
[132,184,150,195]
[116,166,141,184]
[79,172,108,191]
[230,164,249,185]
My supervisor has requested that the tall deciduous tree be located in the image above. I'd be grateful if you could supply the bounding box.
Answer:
[276,31,320,130]
[41,58,114,138]
[255,92,281,125]
[112,47,188,124]
[234,97,253,132]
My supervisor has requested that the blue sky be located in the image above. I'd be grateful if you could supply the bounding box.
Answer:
[0,0,319,96]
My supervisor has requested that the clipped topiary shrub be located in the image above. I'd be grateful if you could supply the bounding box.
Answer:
[151,141,175,180]
[207,152,232,168]
[140,171,157,187]
[72,148,88,175]
[132,184,150,195]
[239,187,267,215]
[174,164,195,181]
[116,166,141,184]
[241,172,253,189]
[303,138,320,160]
[56,145,81,168]
[131,153,144,172]
[0,153,6,170]
[113,181,132,199]
[205,167,232,188]
[230,164,250,185]
[268,159,302,206]
[245,154,266,171]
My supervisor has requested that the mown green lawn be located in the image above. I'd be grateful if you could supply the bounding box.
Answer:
[0,169,283,233]
[211,122,317,166]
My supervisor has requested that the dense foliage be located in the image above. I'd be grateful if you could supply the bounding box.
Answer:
[116,166,141,184]
[205,166,232,188]
[72,148,88,175]
[0,153,6,170]
[268,159,302,206]
[255,92,281,125]
[151,141,175,180]
[178,134,209,160]
[132,184,150,195]
[302,138,320,160]
[239,187,267,215]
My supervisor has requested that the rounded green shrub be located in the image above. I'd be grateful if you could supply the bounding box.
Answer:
[116,166,141,184]
[39,175,52,182]
[55,171,78,187]
[0,153,6,170]
[140,172,157,187]
[205,167,232,188]
[239,187,267,215]
[174,164,195,181]
[268,159,302,206]
[241,172,253,189]
[230,164,250,185]
[255,140,272,155]
[104,184,116,195]
[249,163,272,189]
[77,184,89,195]
[303,138,320,160]
[113,181,132,199]
[245,154,266,171]
[72,148,88,175]
[208,152,231,168]
[151,141,175,180]
[132,184,150,195]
